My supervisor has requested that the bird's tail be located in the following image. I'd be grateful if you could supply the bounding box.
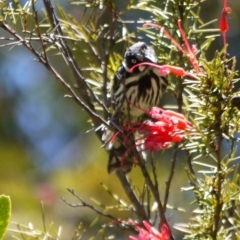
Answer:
[103,128,137,173]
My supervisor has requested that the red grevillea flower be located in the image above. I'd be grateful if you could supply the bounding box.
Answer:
[109,107,193,167]
[114,107,192,154]
[130,21,203,79]
[219,0,231,47]
[143,21,201,74]
[135,107,192,151]
[129,220,171,240]
[130,62,198,79]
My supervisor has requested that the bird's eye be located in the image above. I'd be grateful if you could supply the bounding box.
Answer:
[131,59,137,64]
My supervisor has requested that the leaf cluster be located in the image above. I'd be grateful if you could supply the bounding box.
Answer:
[183,163,240,239]
[185,52,240,154]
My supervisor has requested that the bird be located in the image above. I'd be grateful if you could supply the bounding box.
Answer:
[104,41,168,174]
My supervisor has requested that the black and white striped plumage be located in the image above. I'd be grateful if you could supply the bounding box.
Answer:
[107,42,168,173]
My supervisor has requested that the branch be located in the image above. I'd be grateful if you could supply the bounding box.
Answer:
[63,188,137,233]
[150,152,160,190]
[0,21,109,140]
[213,135,224,238]
[32,0,47,59]
[42,0,109,128]
[163,144,178,212]
[138,160,165,222]
[102,38,113,120]
[62,188,117,221]
[137,159,175,240]
[116,170,148,221]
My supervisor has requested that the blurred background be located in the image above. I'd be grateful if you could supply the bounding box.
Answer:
[0,0,240,239]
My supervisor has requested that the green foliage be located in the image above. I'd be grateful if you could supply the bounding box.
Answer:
[0,195,11,240]
[185,52,239,153]
[183,162,240,239]
[9,222,62,240]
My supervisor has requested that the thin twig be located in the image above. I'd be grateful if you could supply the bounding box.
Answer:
[138,159,165,222]
[137,159,175,240]
[62,189,138,233]
[32,0,47,59]
[0,21,109,138]
[150,151,159,190]
[213,135,223,238]
[43,0,110,121]
[63,188,117,221]
[163,144,178,212]
[102,38,112,119]
[116,170,148,221]
[186,151,194,176]
[146,184,151,219]
[43,1,94,105]
[149,151,161,220]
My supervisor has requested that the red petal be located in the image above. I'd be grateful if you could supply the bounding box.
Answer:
[160,224,171,240]
[145,134,173,151]
[171,135,183,142]
[220,9,229,32]
[164,65,186,76]
[175,118,188,129]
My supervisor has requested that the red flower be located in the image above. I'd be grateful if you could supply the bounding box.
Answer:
[143,21,201,74]
[111,107,192,154]
[129,220,171,240]
[130,20,203,80]
[135,107,192,151]
[220,8,229,33]
[130,62,197,79]
[109,107,193,166]
[219,0,231,47]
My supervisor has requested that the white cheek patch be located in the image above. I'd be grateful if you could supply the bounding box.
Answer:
[138,65,146,72]
[122,61,130,72]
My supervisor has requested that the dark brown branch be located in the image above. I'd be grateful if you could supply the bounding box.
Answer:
[150,151,160,194]
[63,188,137,233]
[213,135,223,239]
[137,159,174,240]
[163,144,178,212]
[48,0,111,122]
[145,184,151,219]
[43,0,107,127]
[0,21,109,140]
[62,188,117,221]
[186,151,194,176]
[102,39,112,120]
[138,160,165,222]
[32,0,47,59]
[116,170,148,221]
[138,161,175,240]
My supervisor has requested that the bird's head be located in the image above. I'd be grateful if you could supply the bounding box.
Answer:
[123,42,158,73]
